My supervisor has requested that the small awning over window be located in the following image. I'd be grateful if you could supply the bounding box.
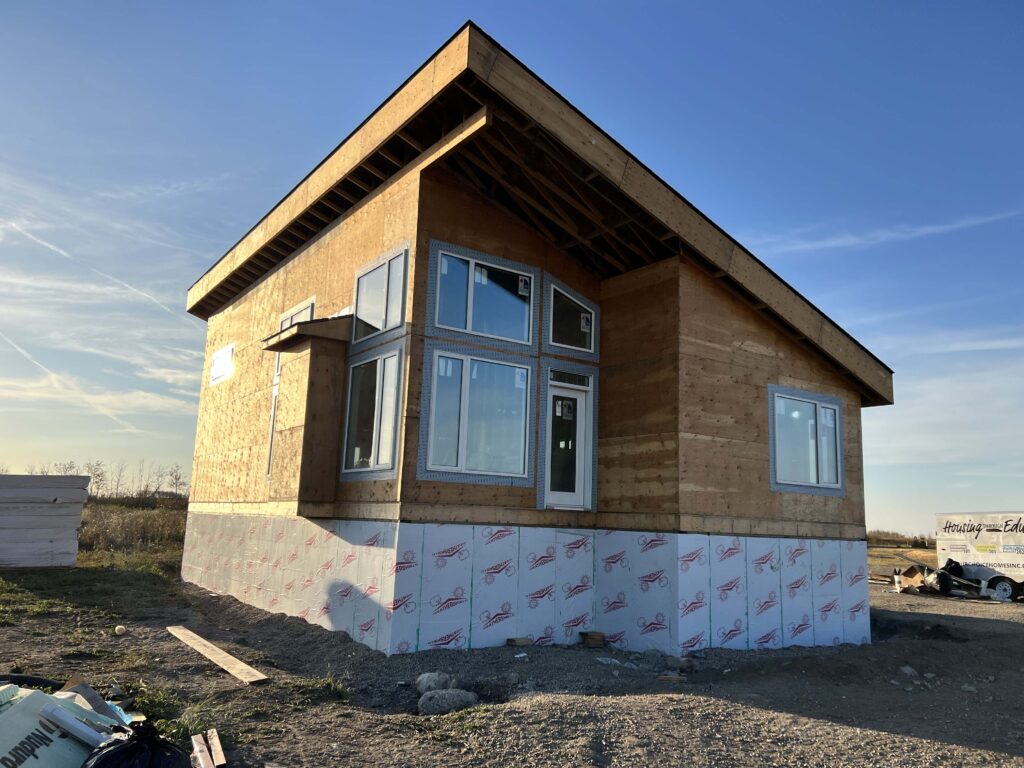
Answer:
[261,315,352,353]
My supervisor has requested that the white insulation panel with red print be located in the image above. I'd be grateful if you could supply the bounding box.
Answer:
[181,514,872,656]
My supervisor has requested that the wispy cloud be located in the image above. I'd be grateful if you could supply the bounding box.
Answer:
[863,358,1024,470]
[868,327,1024,357]
[2,220,202,330]
[841,292,1023,329]
[0,329,140,432]
[744,208,1022,254]
[137,367,200,388]
[0,374,196,417]
[93,174,231,203]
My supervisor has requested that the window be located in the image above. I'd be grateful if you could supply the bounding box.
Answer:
[343,350,402,471]
[771,388,842,491]
[354,252,406,341]
[550,286,594,352]
[209,343,235,385]
[436,251,532,343]
[267,300,314,476]
[427,351,530,476]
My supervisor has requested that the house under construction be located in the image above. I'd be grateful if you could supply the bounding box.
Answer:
[181,22,892,654]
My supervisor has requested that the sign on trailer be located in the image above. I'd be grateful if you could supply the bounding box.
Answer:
[936,513,1024,580]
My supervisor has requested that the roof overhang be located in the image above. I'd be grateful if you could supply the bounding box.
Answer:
[188,21,893,407]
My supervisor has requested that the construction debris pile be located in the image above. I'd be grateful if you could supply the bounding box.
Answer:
[891,556,1023,602]
[0,675,189,767]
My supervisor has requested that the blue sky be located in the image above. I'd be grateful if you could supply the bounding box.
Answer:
[0,2,1020,532]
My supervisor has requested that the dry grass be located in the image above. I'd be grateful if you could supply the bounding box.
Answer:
[79,502,186,553]
[867,546,937,574]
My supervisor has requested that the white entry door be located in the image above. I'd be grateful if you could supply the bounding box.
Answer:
[546,383,591,509]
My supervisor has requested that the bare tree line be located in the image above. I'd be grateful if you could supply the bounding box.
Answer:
[17,459,190,499]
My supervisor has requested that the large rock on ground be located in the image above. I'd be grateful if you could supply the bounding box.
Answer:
[416,671,454,695]
[418,688,478,715]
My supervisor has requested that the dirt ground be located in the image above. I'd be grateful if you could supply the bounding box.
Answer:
[3,555,1024,767]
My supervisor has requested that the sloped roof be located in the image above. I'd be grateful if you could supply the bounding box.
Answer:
[187,22,893,406]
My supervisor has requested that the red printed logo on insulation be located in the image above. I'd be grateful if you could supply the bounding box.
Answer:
[679,591,707,617]
[528,546,556,570]
[526,584,554,608]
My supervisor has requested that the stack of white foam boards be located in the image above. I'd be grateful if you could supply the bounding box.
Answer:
[0,476,88,567]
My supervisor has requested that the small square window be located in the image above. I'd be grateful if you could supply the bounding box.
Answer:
[550,286,594,352]
[770,387,842,493]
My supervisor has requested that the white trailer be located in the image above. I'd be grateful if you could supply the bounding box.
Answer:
[936,513,1024,600]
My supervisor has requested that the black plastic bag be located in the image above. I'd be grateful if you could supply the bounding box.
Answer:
[82,722,190,768]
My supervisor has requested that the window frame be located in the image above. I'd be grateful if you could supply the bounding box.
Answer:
[768,385,844,495]
[352,250,407,344]
[425,348,531,478]
[340,346,404,475]
[548,284,596,354]
[434,249,535,346]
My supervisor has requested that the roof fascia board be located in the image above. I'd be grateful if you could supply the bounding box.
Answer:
[465,26,893,405]
[186,25,475,313]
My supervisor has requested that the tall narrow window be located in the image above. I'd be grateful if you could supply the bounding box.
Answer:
[343,350,402,471]
[550,286,594,352]
[771,388,842,491]
[427,351,529,476]
[354,252,406,341]
[436,251,532,343]
[267,300,314,476]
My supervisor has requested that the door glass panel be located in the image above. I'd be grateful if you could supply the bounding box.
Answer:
[550,394,578,493]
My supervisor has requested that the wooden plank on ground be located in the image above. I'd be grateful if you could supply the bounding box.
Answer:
[191,734,216,768]
[206,729,227,766]
[167,626,269,685]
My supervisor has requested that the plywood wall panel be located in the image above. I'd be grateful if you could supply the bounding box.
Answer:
[678,259,866,532]
[596,260,680,518]
[597,433,678,514]
[191,174,420,510]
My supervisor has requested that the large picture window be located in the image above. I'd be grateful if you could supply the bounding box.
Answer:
[771,388,842,491]
[427,351,530,476]
[354,252,406,341]
[342,350,402,471]
[436,251,532,344]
